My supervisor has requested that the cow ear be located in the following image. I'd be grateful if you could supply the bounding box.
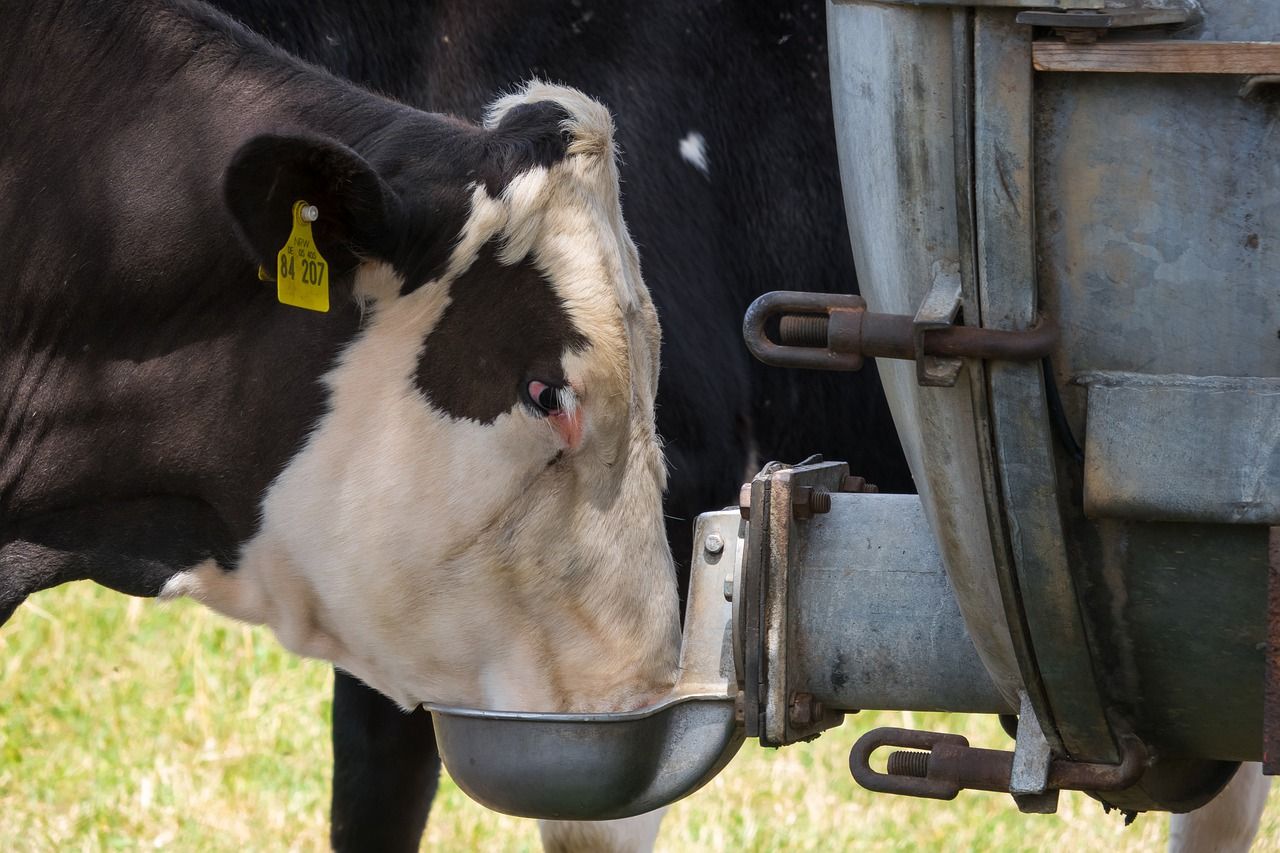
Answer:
[224,134,403,277]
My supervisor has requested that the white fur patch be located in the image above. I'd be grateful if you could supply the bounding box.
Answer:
[679,131,709,177]
[540,809,667,853]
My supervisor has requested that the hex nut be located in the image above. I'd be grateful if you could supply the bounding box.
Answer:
[789,692,821,726]
[704,532,725,555]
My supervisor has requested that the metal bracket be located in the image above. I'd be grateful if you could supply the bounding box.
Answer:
[1015,7,1195,44]
[913,262,964,387]
[1009,692,1060,813]
[738,459,850,746]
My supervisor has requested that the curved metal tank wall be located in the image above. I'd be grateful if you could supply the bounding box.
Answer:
[829,0,1279,767]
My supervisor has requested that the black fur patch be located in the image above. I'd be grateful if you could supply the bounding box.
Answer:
[0,499,237,624]
[478,101,573,195]
[224,134,402,278]
[415,242,586,424]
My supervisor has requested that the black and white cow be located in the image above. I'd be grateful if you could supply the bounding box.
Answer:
[1,0,683,803]
[192,0,914,850]
[202,3,1273,853]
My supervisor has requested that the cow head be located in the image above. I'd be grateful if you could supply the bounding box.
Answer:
[166,84,680,713]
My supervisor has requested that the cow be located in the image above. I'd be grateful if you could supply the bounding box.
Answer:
[1,0,683,823]
[202,3,1274,853]
[197,0,912,850]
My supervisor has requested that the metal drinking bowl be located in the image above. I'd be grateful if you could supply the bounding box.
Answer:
[427,692,743,820]
[428,511,745,820]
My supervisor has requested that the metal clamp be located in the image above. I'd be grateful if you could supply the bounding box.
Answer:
[742,289,1057,387]
[850,726,1149,804]
[849,728,969,800]
[737,459,851,746]
[1009,691,1060,813]
[741,291,870,372]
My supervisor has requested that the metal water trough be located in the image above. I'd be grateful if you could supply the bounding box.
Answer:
[430,0,1278,820]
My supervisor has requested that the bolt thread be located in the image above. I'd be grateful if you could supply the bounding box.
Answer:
[809,489,832,514]
[779,314,830,348]
[887,750,931,778]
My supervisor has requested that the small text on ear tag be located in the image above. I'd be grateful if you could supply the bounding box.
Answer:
[276,201,329,312]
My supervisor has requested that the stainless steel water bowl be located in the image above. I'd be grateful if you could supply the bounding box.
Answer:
[427,692,743,820]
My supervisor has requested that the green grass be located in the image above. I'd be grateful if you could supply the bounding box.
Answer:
[4,582,1280,851]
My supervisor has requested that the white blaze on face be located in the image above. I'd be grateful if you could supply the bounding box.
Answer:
[168,83,680,714]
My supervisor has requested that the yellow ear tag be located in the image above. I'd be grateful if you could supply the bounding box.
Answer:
[275,200,329,312]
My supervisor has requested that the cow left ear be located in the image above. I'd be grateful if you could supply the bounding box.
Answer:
[224,134,403,277]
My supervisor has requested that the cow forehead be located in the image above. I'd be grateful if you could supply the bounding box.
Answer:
[484,83,651,313]
[400,84,656,427]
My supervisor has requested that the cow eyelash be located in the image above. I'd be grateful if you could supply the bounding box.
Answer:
[527,380,564,416]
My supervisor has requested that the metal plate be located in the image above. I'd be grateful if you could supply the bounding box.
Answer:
[1082,372,1280,525]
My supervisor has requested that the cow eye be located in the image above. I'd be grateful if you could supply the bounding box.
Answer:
[527,380,562,415]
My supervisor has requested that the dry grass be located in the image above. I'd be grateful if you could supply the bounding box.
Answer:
[4,582,1280,851]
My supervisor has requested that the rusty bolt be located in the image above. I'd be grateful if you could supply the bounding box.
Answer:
[810,488,832,514]
[739,483,753,520]
[792,486,831,520]
[887,750,931,779]
[789,692,824,727]
[841,475,880,494]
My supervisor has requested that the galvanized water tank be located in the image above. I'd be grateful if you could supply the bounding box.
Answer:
[825,0,1279,811]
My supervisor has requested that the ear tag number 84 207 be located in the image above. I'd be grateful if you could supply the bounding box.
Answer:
[276,200,330,313]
